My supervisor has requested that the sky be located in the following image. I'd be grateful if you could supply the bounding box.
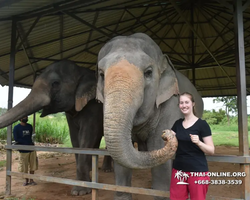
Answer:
[0,85,31,108]
[0,85,226,111]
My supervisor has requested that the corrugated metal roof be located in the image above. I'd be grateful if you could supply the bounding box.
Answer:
[0,0,249,97]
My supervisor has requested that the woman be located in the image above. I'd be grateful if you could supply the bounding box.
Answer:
[170,92,214,200]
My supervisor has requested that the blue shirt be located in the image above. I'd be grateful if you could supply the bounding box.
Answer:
[13,123,34,153]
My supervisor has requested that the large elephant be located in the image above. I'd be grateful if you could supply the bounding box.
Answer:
[0,60,112,196]
[96,33,203,200]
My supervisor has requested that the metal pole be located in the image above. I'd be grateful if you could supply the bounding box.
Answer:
[234,0,250,199]
[191,2,196,86]
[32,74,36,135]
[6,18,17,196]
[92,155,99,200]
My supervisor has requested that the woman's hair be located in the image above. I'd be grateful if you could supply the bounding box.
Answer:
[179,92,197,116]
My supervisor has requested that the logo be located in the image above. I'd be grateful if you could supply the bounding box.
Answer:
[175,170,189,185]
[22,130,30,136]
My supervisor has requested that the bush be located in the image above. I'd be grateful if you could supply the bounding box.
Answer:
[33,113,69,144]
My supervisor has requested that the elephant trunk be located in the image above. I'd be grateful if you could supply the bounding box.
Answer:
[0,80,50,128]
[104,60,177,169]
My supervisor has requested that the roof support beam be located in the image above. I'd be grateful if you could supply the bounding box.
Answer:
[63,11,111,39]
[16,22,36,73]
[169,0,236,87]
[126,8,190,64]
[85,11,99,50]
[216,0,233,11]
[0,0,22,9]
[197,7,234,64]
[155,7,189,63]
[60,14,64,59]
[17,0,106,21]
[0,8,163,59]
[191,3,196,86]
[6,9,178,83]
[243,0,250,11]
[29,57,95,65]
[111,10,126,37]
[16,16,40,51]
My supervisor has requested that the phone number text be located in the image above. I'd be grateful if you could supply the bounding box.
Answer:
[194,180,242,185]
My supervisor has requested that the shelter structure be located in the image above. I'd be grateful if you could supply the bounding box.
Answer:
[0,0,249,199]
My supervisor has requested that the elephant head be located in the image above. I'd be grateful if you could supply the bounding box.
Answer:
[0,60,96,128]
[96,33,178,169]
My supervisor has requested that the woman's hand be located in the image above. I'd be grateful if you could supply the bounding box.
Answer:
[190,134,200,145]
[190,134,215,155]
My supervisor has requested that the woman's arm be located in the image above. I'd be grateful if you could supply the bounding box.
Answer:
[190,134,215,155]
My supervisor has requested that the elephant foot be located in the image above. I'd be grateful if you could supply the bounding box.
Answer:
[71,186,91,196]
[101,155,113,172]
[101,167,113,172]
[101,163,113,172]
[114,192,132,200]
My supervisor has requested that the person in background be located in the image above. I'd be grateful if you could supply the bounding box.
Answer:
[170,92,214,200]
[13,116,38,186]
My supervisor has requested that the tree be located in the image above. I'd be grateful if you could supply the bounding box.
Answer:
[202,109,226,125]
[213,96,237,125]
[0,107,7,115]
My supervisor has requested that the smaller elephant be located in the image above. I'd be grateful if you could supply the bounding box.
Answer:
[0,60,112,196]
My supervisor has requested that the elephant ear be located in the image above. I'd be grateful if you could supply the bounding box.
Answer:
[96,67,104,103]
[75,75,96,112]
[96,80,104,103]
[156,55,179,108]
[96,41,113,103]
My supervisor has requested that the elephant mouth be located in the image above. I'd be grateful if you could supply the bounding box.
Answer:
[40,105,62,117]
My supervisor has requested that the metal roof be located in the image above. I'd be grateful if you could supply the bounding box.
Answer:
[0,0,250,97]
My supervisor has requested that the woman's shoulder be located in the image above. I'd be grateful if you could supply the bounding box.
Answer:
[173,118,184,126]
[197,118,209,125]
[196,118,211,130]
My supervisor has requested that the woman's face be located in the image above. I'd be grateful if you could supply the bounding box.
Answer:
[179,95,194,115]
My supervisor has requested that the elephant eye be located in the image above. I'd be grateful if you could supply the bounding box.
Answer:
[144,69,152,78]
[100,72,104,80]
[52,81,60,88]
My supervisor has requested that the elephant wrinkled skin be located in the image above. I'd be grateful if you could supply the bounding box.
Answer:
[0,60,112,196]
[96,33,203,200]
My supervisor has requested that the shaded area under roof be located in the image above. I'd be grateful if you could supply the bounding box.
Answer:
[0,0,250,97]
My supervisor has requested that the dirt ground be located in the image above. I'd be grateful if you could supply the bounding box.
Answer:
[0,146,248,200]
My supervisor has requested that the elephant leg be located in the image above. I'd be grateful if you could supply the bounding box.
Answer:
[151,160,172,200]
[101,154,113,172]
[114,161,132,200]
[66,114,93,196]
[70,151,92,195]
[71,154,92,195]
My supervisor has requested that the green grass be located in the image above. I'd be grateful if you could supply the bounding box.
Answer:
[211,130,250,147]
[0,160,6,167]
[99,137,106,149]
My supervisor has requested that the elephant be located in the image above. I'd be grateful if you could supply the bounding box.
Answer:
[96,33,203,200]
[0,60,112,196]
